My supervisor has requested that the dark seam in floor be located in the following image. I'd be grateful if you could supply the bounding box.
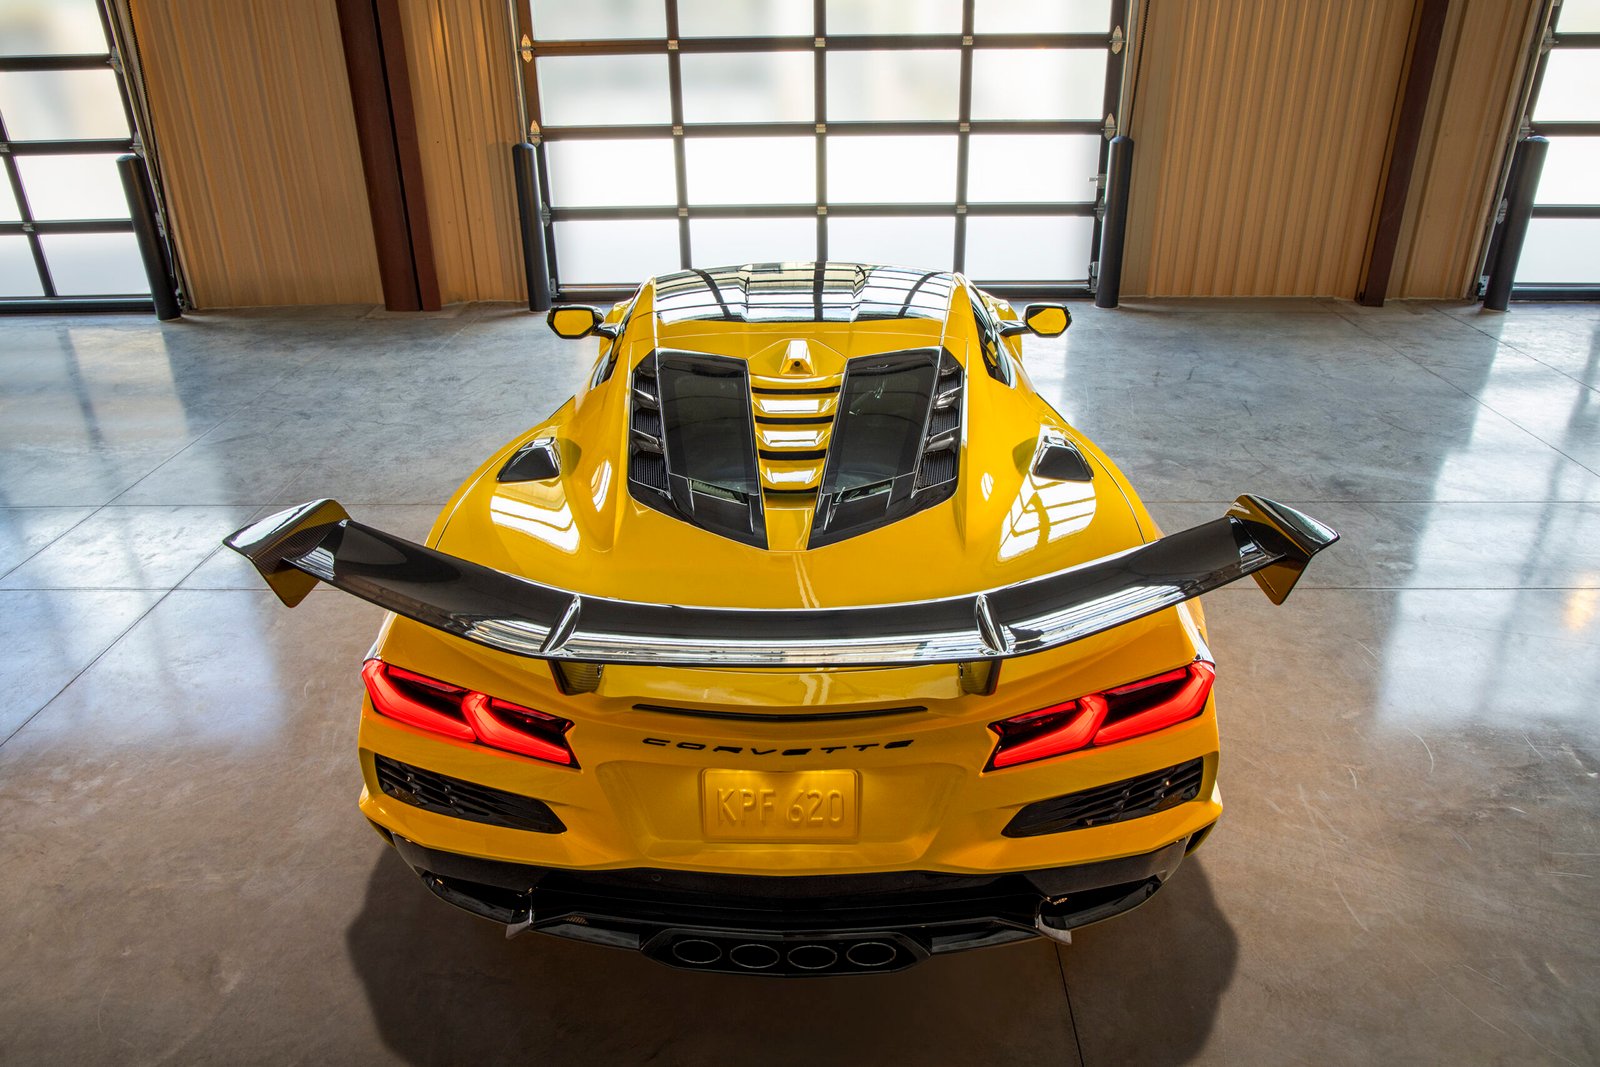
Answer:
[1055,942,1089,1067]
[0,539,235,750]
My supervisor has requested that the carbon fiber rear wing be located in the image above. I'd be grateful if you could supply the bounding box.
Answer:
[224,495,1335,669]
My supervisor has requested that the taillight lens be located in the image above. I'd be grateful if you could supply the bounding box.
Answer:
[361,659,577,767]
[462,692,575,766]
[987,661,1214,770]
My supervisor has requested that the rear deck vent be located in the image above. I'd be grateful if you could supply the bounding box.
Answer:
[626,350,766,548]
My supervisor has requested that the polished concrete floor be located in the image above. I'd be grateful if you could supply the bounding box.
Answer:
[2,297,1598,1065]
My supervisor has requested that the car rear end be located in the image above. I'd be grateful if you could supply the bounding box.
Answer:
[356,591,1222,976]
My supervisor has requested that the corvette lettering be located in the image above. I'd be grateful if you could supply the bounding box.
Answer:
[642,737,914,755]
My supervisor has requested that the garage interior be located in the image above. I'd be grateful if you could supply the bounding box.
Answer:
[2,0,1598,1064]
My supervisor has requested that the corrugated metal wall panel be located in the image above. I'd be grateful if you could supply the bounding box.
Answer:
[1122,0,1416,297]
[128,0,382,307]
[1393,0,1542,298]
[398,0,526,304]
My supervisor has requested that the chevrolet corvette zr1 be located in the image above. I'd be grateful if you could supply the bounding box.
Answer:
[227,262,1336,976]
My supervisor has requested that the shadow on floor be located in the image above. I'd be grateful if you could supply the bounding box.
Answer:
[1059,856,1239,1066]
[347,845,1236,1066]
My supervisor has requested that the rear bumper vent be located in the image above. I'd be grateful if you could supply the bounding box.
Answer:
[374,754,566,835]
[1002,758,1204,838]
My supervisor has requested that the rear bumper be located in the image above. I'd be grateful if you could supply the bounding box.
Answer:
[379,826,1212,976]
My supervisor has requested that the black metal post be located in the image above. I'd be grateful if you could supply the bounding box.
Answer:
[116,153,180,320]
[1483,135,1549,312]
[1094,135,1134,309]
[512,142,552,311]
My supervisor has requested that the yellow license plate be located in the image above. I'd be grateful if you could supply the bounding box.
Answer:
[701,769,860,842]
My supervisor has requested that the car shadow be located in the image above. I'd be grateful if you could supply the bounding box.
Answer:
[1056,854,1240,1066]
[347,845,1236,1066]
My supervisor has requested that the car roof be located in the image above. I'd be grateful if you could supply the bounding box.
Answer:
[649,262,958,326]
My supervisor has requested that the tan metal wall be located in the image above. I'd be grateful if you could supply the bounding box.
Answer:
[1121,0,1417,298]
[397,0,526,304]
[1391,0,1542,298]
[128,0,383,307]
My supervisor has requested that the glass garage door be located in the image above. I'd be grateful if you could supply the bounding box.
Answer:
[518,0,1126,294]
[0,0,149,308]
[1515,0,1600,294]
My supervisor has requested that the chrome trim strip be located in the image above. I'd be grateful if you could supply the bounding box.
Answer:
[224,495,1337,668]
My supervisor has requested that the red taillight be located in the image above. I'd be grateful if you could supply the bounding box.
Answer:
[1093,662,1215,746]
[362,659,576,767]
[987,661,1214,770]
[362,659,474,741]
[462,692,575,766]
[988,694,1108,770]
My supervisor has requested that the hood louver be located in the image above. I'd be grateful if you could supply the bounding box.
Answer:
[627,351,767,548]
[808,349,963,548]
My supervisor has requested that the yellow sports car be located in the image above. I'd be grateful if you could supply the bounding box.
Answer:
[227,263,1336,976]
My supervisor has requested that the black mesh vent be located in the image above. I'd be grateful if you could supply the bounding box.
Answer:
[1001,759,1205,838]
[916,449,956,489]
[628,354,669,504]
[375,755,566,835]
[631,452,667,491]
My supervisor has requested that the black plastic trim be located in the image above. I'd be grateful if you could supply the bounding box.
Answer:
[374,755,566,835]
[383,833,1194,973]
[632,702,926,723]
[1002,758,1205,838]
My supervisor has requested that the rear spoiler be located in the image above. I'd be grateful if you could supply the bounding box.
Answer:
[223,495,1335,669]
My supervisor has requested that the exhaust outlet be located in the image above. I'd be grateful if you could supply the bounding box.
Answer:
[787,944,839,971]
[728,942,781,970]
[844,940,898,968]
[670,938,723,965]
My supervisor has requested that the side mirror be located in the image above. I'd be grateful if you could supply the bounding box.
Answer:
[1000,303,1072,338]
[547,304,619,340]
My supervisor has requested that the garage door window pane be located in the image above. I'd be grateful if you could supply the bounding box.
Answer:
[974,0,1111,33]
[965,215,1092,282]
[691,217,816,267]
[0,175,19,222]
[16,154,127,220]
[554,219,680,284]
[679,0,812,37]
[1534,138,1600,206]
[537,55,671,126]
[530,0,665,40]
[828,136,958,203]
[825,0,962,34]
[1532,52,1600,123]
[545,140,677,207]
[0,235,44,296]
[971,50,1106,121]
[827,51,961,121]
[0,69,127,141]
[968,135,1100,203]
[1515,219,1600,285]
[828,216,955,270]
[41,232,148,295]
[687,137,815,204]
[1556,0,1600,31]
[0,0,105,55]
[680,52,813,124]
